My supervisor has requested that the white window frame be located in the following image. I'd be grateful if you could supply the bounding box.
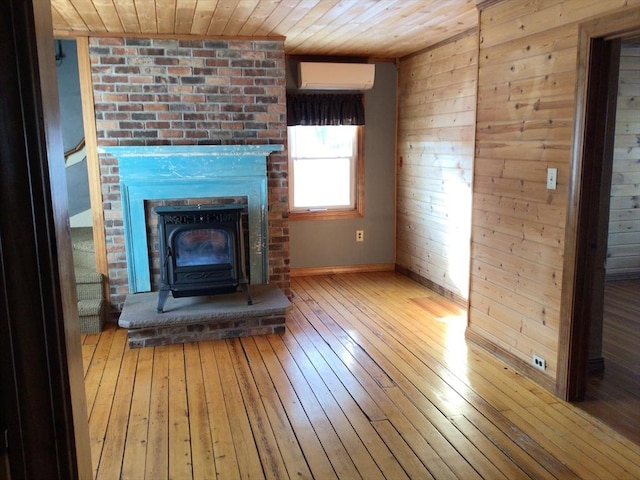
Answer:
[287,125,364,221]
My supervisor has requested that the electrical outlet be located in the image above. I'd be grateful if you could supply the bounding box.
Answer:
[356,230,364,242]
[533,354,546,371]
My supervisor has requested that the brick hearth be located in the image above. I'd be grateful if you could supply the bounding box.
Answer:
[119,284,290,348]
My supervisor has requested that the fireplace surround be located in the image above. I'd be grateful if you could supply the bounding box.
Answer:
[100,144,284,294]
[101,145,289,347]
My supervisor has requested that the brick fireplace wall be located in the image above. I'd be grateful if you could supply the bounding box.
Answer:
[89,37,289,314]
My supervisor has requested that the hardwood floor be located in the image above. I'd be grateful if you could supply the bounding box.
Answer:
[82,272,640,479]
[581,279,640,445]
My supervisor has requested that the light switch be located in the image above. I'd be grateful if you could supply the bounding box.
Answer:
[546,167,557,190]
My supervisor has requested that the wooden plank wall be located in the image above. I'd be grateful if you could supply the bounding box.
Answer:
[396,30,478,303]
[607,43,640,279]
[469,0,640,383]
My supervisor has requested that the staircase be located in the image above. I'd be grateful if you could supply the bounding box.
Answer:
[71,227,106,334]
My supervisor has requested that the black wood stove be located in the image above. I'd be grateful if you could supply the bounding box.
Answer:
[154,204,252,313]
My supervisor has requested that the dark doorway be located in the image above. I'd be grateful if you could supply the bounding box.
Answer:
[560,10,640,443]
[578,39,640,444]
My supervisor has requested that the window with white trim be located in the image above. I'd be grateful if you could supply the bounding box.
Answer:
[289,125,363,216]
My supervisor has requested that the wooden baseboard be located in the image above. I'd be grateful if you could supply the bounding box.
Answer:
[290,263,395,277]
[605,271,640,282]
[465,326,556,394]
[395,265,468,308]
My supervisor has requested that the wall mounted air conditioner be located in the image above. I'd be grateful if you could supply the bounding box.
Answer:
[298,62,375,90]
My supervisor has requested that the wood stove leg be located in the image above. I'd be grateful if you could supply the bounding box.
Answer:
[157,287,170,313]
[240,281,253,305]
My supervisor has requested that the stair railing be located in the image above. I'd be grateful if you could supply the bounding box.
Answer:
[64,137,85,164]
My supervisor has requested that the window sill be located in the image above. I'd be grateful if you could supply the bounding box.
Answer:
[289,209,363,221]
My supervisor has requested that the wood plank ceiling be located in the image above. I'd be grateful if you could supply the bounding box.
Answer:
[50,0,480,58]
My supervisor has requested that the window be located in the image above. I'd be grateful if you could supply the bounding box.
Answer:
[286,93,365,221]
[288,125,364,219]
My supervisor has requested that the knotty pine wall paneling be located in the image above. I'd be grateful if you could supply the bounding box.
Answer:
[607,43,640,279]
[468,0,640,386]
[396,30,478,305]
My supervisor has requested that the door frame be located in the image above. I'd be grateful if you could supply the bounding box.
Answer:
[0,0,92,477]
[558,6,640,401]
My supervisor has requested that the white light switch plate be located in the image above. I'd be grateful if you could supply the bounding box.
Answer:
[546,168,557,190]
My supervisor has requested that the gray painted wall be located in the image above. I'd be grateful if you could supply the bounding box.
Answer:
[289,62,397,269]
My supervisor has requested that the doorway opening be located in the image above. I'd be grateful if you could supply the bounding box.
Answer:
[56,39,90,227]
[56,37,108,333]
[560,10,640,444]
[581,37,640,444]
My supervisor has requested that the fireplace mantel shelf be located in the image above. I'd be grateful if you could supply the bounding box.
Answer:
[100,144,284,293]
[101,145,282,156]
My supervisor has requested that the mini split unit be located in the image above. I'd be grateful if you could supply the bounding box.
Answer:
[298,62,375,90]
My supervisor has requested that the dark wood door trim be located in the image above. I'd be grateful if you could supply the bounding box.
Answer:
[0,0,91,477]
[557,7,640,401]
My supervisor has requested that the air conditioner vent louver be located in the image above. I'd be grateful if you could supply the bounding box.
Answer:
[298,62,375,90]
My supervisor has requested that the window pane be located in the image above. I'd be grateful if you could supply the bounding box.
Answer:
[288,124,359,213]
[291,125,356,158]
[293,157,352,208]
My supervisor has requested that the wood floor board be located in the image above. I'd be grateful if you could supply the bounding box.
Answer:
[226,338,290,480]
[183,342,216,480]
[95,340,138,480]
[83,272,640,479]
[251,335,339,480]
[81,332,101,377]
[557,399,640,459]
[88,326,127,477]
[448,414,532,480]
[582,278,640,446]
[296,276,465,412]
[238,336,315,479]
[211,342,265,478]
[457,411,561,480]
[291,297,389,423]
[120,346,153,479]
[525,405,631,479]
[200,340,248,479]
[83,325,115,416]
[273,319,370,480]
[168,344,193,478]
[145,345,170,480]
[285,310,399,480]
[371,387,462,480]
[541,402,640,476]
[370,419,437,480]
[502,406,619,480]
[312,274,538,419]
